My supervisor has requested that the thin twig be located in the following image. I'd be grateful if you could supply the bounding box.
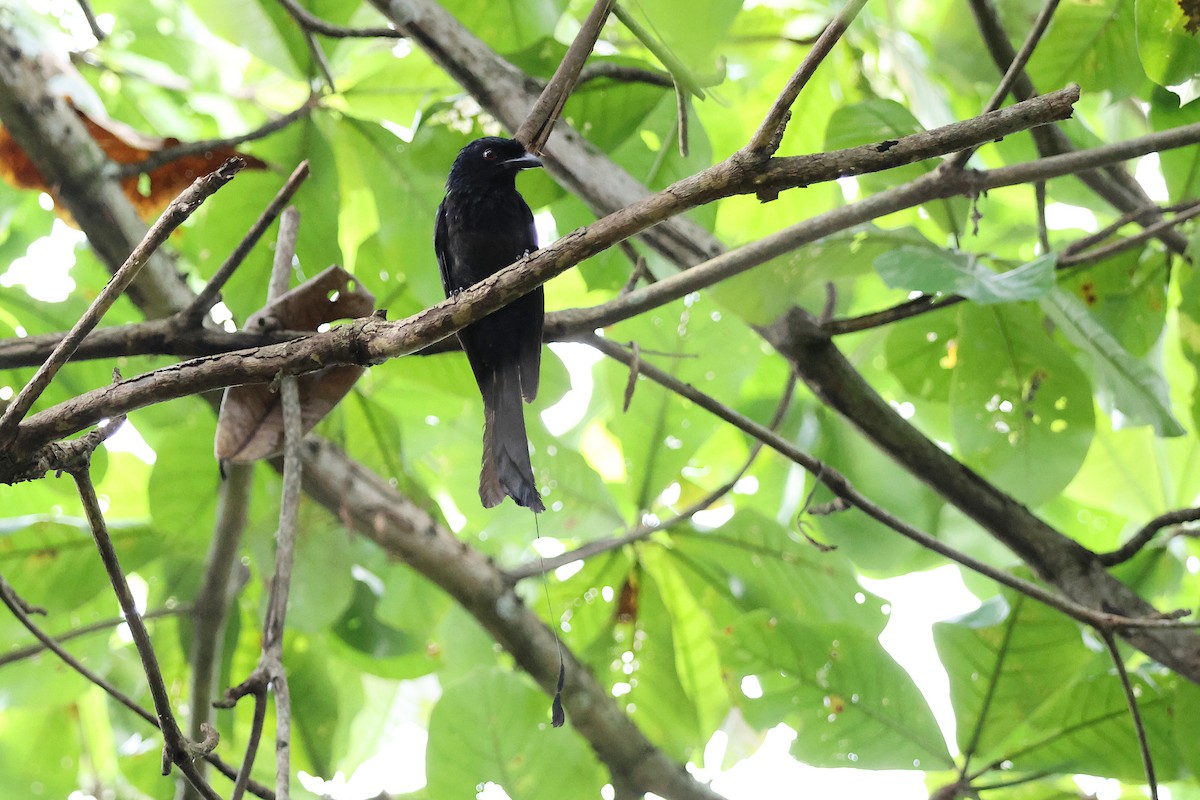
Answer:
[516,0,615,154]
[220,207,303,800]
[946,0,1061,170]
[74,0,106,41]
[612,3,707,100]
[0,574,223,800]
[0,571,271,798]
[507,372,797,581]
[275,0,403,38]
[1060,202,1200,268]
[0,604,189,668]
[0,158,243,445]
[743,0,868,158]
[180,161,311,327]
[182,461,253,800]
[303,31,337,92]
[1035,181,1050,254]
[1099,507,1200,566]
[578,62,673,89]
[117,98,317,178]
[1099,633,1159,800]
[73,466,219,776]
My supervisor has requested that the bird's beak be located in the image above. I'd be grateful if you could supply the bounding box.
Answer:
[504,152,542,170]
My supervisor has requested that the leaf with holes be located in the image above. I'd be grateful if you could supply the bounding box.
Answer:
[951,303,1095,507]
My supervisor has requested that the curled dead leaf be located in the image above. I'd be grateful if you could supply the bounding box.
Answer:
[0,100,265,221]
[215,266,374,463]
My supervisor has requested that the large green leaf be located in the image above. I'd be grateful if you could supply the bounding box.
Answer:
[1135,0,1200,86]
[1027,0,1148,98]
[1040,286,1185,437]
[875,250,1056,305]
[425,668,605,800]
[951,302,1096,506]
[722,610,953,770]
[933,595,1095,765]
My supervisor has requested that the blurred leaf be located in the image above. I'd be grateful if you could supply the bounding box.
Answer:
[1135,0,1200,86]
[1027,0,1148,98]
[425,668,605,800]
[1040,286,1185,437]
[722,610,953,770]
[951,302,1095,506]
[933,594,1095,764]
[875,250,1056,305]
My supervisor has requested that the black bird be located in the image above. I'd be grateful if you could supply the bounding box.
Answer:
[435,136,546,512]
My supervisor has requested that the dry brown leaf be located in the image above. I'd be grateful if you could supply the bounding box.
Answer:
[0,101,266,221]
[215,266,374,463]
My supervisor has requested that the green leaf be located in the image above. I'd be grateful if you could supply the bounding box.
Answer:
[1027,0,1148,99]
[1149,89,1200,204]
[933,594,1095,764]
[1135,0,1200,86]
[425,668,605,800]
[991,671,1187,781]
[670,510,891,634]
[875,249,1056,304]
[438,0,567,53]
[951,303,1095,506]
[1040,286,1185,436]
[722,610,953,770]
[640,548,728,734]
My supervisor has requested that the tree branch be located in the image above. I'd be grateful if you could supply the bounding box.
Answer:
[0,158,243,444]
[116,97,318,178]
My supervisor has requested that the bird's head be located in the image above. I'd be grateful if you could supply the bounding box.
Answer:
[446,137,542,189]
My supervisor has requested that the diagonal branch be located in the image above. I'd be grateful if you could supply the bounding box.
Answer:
[743,0,868,158]
[516,0,615,154]
[0,158,244,444]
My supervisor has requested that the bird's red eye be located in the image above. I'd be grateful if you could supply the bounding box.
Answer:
[482,149,497,161]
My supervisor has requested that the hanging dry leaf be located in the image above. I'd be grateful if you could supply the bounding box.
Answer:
[0,101,266,221]
[215,266,374,463]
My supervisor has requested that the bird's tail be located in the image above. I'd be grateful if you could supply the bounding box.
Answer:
[480,368,545,512]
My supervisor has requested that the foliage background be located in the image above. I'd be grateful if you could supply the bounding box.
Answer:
[1,0,1200,798]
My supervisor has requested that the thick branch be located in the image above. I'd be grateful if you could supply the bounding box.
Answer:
[0,26,195,316]
[763,308,1200,679]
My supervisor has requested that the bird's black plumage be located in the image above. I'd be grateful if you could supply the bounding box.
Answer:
[435,136,546,512]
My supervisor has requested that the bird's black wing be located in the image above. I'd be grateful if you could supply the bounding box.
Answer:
[515,200,543,403]
[434,199,459,295]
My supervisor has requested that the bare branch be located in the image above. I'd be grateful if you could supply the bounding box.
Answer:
[74,0,106,41]
[611,3,708,100]
[946,0,1062,170]
[516,0,615,154]
[73,465,219,788]
[182,461,252,800]
[218,207,303,800]
[1099,633,1159,800]
[0,604,188,668]
[181,160,311,326]
[743,0,868,159]
[275,0,403,39]
[1099,507,1200,567]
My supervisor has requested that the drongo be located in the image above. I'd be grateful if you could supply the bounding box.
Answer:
[435,136,546,512]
